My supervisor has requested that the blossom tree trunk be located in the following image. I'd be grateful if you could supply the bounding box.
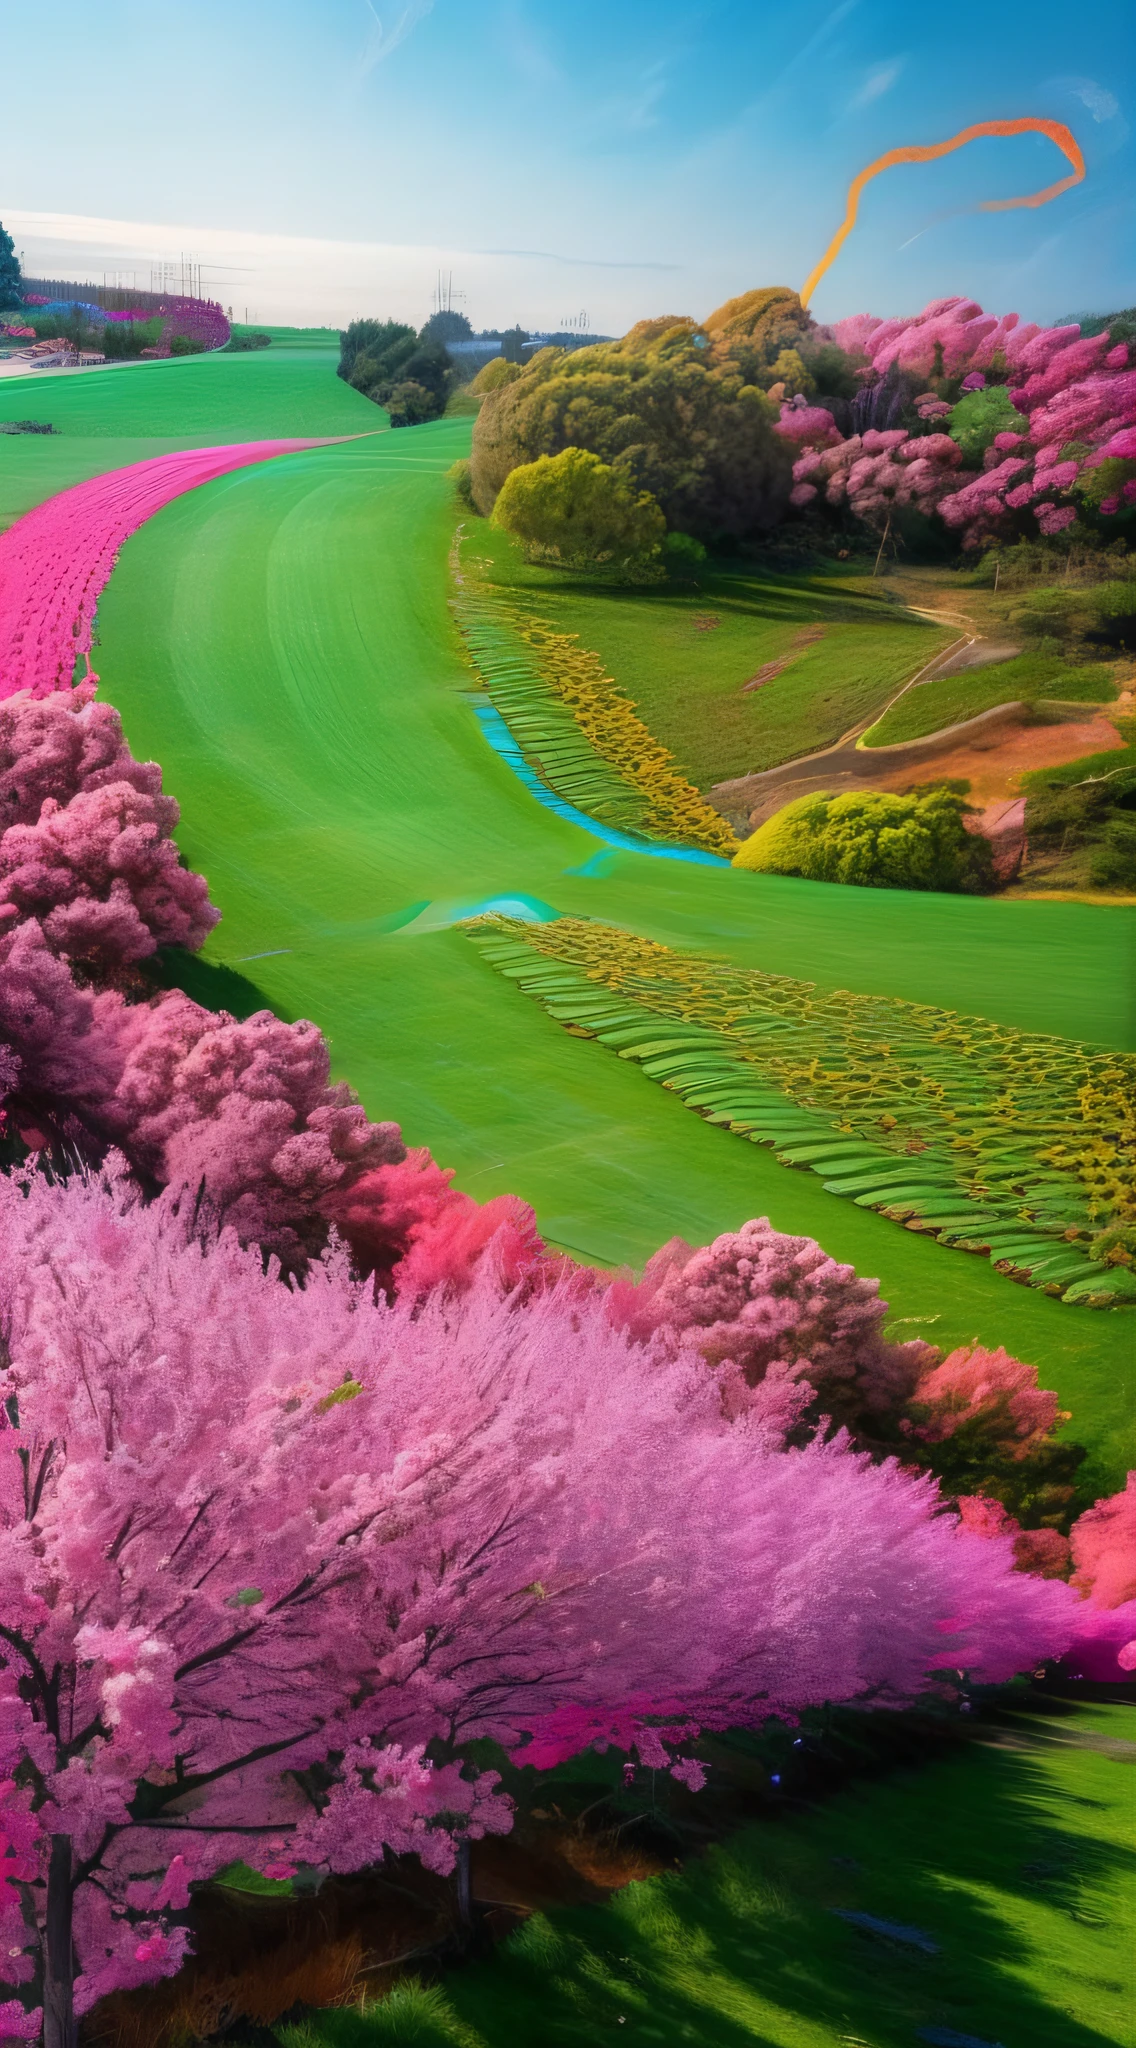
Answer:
[44,1835,76,2048]
[455,1837,474,1936]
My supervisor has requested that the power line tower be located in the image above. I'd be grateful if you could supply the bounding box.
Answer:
[432,269,467,318]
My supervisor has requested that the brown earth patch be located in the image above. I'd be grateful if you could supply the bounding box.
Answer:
[742,626,827,694]
[712,706,1128,833]
[868,712,1127,806]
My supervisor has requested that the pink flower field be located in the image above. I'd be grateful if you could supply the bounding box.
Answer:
[0,441,342,701]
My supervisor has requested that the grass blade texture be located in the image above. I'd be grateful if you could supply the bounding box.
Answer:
[466,914,1136,1307]
[451,561,737,858]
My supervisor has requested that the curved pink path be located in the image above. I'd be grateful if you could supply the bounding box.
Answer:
[0,439,344,700]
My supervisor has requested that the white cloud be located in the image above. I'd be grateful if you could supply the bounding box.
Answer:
[1067,76,1120,122]
[849,58,903,110]
[358,0,434,77]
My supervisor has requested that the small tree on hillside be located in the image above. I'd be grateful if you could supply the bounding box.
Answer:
[0,220,23,311]
[492,446,666,574]
[337,318,417,390]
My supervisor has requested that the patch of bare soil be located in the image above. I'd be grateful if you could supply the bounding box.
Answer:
[712,708,1128,832]
[869,712,1128,806]
[742,625,827,694]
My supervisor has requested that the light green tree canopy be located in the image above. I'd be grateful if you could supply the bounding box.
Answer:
[735,786,996,894]
[492,446,666,574]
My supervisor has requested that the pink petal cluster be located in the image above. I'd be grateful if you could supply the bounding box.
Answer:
[956,1497,1071,1578]
[144,295,230,357]
[0,777,217,965]
[606,1218,934,1429]
[772,400,843,449]
[0,442,344,701]
[1071,1472,1136,1611]
[789,427,968,522]
[0,682,540,1289]
[809,298,1135,545]
[0,1163,1083,2008]
[0,919,407,1262]
[902,1345,1063,1460]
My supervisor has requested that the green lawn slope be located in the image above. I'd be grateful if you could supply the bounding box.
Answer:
[0,344,384,534]
[0,340,378,449]
[466,521,951,783]
[862,650,1121,747]
[94,422,1134,1485]
[285,1701,1136,2048]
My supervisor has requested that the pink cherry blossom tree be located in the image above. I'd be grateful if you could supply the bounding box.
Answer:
[0,1165,1083,2045]
[794,298,1134,548]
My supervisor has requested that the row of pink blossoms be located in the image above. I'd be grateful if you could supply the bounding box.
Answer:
[775,295,1136,544]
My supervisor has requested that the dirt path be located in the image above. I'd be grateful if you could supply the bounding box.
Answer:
[708,581,1127,830]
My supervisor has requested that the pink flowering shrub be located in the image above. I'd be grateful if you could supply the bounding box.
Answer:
[772,397,843,449]
[903,1346,1064,1459]
[606,1217,934,1431]
[0,1163,1085,2028]
[789,427,969,524]
[792,297,1135,547]
[1070,1473,1136,1610]
[0,779,218,965]
[0,683,162,825]
[147,296,230,356]
[322,1144,557,1297]
[0,919,409,1261]
[956,1497,1071,1578]
[610,1229,1086,1531]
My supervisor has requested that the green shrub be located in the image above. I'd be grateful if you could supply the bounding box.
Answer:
[1088,813,1136,889]
[469,355,521,394]
[734,785,996,893]
[447,457,475,509]
[1010,579,1136,651]
[662,530,707,580]
[386,380,439,428]
[492,446,666,576]
[338,318,417,388]
[167,333,206,356]
[948,385,1027,465]
[1019,738,1136,892]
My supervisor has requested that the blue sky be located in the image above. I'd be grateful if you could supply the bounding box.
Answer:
[1,0,1132,330]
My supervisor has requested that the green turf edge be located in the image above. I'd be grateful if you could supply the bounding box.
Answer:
[282,1700,1136,2048]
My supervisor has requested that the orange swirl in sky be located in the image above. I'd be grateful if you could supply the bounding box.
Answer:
[799,118,1085,307]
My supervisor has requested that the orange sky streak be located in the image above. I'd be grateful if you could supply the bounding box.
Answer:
[799,118,1085,308]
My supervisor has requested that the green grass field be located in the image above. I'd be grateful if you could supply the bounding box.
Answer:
[862,650,1121,747]
[0,340,377,441]
[8,326,1135,2048]
[84,398,1132,1482]
[466,521,952,784]
[283,1701,1136,2048]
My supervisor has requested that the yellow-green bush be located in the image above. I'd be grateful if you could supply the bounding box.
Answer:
[492,447,665,575]
[735,788,996,893]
